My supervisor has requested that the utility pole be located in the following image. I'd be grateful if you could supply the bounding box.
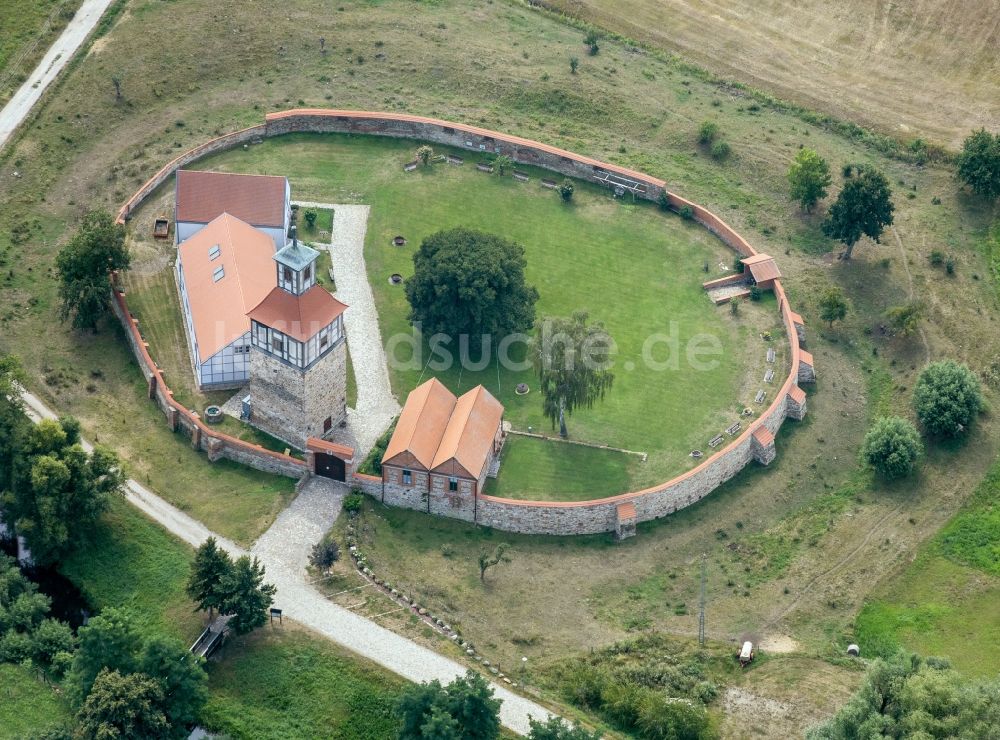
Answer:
[698,553,707,647]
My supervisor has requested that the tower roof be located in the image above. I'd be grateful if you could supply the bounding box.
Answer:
[274,238,320,272]
[247,284,347,342]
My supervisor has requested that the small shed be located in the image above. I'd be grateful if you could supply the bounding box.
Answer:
[740,253,782,290]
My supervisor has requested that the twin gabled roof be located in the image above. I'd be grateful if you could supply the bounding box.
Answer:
[177,213,276,359]
[741,253,782,283]
[383,378,504,480]
[176,170,288,228]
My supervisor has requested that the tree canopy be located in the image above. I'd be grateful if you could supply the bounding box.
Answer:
[396,671,501,740]
[913,360,983,438]
[2,416,125,565]
[956,128,1000,200]
[808,652,1000,739]
[76,669,171,740]
[531,312,615,438]
[527,716,603,740]
[788,148,832,212]
[186,537,233,621]
[219,555,277,635]
[862,416,922,480]
[817,287,848,327]
[0,354,28,493]
[55,210,130,331]
[405,228,538,339]
[822,167,894,259]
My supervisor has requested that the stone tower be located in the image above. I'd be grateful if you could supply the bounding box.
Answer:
[247,228,348,449]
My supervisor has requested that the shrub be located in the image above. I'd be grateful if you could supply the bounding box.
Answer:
[956,128,1000,199]
[559,178,575,202]
[309,540,341,569]
[929,249,945,266]
[569,56,579,74]
[946,257,955,275]
[733,255,745,273]
[697,120,718,145]
[342,492,365,515]
[729,296,741,315]
[842,163,854,178]
[748,285,762,301]
[303,210,317,229]
[416,144,433,166]
[862,416,922,480]
[913,360,983,438]
[657,190,670,211]
[637,694,713,740]
[710,140,732,161]
[679,205,695,220]
[0,630,34,662]
[885,301,924,336]
[32,618,76,664]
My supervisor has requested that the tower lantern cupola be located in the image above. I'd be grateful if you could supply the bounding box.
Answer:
[275,225,320,296]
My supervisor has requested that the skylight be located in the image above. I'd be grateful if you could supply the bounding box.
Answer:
[212,266,225,282]
[208,244,221,260]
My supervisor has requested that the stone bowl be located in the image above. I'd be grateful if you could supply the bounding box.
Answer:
[515,383,529,395]
[393,235,407,246]
[205,405,224,425]
[389,273,403,285]
[690,450,703,458]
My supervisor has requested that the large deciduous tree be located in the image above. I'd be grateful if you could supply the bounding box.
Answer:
[817,287,848,328]
[787,148,832,212]
[862,416,922,480]
[531,312,615,438]
[219,555,276,635]
[956,128,1000,200]
[56,210,129,331]
[405,228,538,338]
[822,167,894,259]
[76,669,171,740]
[396,671,501,740]
[912,360,983,438]
[2,416,125,565]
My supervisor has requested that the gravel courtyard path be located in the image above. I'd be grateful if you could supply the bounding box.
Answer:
[295,202,400,458]
[18,389,552,734]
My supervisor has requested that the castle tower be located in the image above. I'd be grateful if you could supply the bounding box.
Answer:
[247,228,348,449]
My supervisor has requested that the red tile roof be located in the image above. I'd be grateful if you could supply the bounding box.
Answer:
[177,213,277,359]
[800,350,814,367]
[306,438,355,460]
[752,426,775,447]
[247,285,347,342]
[617,501,637,521]
[176,170,287,228]
[741,253,782,283]
[788,386,806,403]
[383,379,504,480]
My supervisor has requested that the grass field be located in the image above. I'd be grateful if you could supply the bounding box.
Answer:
[483,434,640,501]
[0,0,82,105]
[0,664,73,740]
[543,0,999,149]
[0,0,998,733]
[146,132,780,494]
[201,626,405,740]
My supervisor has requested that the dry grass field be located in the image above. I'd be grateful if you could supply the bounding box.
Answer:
[0,0,998,734]
[544,0,1000,148]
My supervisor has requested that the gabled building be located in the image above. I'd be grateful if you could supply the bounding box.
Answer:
[175,213,277,388]
[247,233,349,449]
[175,170,291,248]
[381,379,505,507]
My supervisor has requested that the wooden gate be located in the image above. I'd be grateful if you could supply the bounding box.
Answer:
[315,452,346,481]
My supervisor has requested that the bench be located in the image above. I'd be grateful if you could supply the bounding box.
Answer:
[447,155,464,165]
[541,178,557,189]
[709,434,725,448]
[764,369,774,383]
[754,390,766,404]
[766,348,776,363]
[404,161,418,172]
[513,171,529,182]
[476,163,494,173]
[726,422,741,436]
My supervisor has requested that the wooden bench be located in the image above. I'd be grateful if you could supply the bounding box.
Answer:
[404,161,418,172]
[541,178,557,189]
[764,369,774,383]
[709,434,725,448]
[513,171,529,182]
[766,348,776,363]
[476,163,494,173]
[447,155,464,165]
[754,390,766,404]
[726,422,741,436]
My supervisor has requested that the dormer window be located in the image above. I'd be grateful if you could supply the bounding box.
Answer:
[212,266,224,282]
[304,264,312,281]
[283,266,292,282]
[208,245,221,261]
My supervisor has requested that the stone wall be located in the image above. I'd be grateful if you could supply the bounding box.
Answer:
[113,109,814,537]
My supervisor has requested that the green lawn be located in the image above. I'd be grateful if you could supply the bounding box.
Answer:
[484,434,640,501]
[59,497,203,641]
[202,627,404,740]
[0,0,81,105]
[183,133,766,494]
[0,664,73,739]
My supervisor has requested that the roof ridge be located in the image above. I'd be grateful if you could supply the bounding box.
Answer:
[178,169,287,181]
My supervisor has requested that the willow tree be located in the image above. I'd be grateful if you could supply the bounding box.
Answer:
[531,312,615,438]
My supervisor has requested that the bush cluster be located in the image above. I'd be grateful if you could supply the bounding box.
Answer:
[0,554,75,675]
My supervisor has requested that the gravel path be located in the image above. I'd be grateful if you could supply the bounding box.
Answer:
[295,202,400,458]
[0,0,117,150]
[17,388,552,734]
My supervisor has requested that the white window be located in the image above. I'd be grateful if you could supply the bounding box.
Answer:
[402,469,412,486]
[212,266,224,282]
[208,244,221,260]
[448,477,458,492]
